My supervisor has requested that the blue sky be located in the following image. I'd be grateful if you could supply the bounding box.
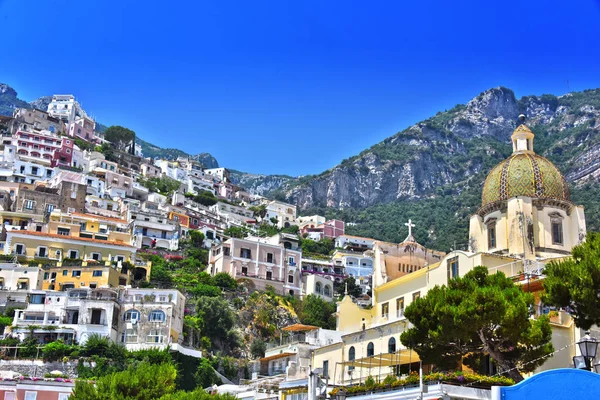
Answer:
[1,0,599,176]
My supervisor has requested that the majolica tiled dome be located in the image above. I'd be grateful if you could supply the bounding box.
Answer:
[481,125,570,207]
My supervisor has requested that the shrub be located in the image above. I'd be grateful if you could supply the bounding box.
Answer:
[43,340,73,362]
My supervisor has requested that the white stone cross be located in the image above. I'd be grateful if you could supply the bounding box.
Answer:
[405,219,415,238]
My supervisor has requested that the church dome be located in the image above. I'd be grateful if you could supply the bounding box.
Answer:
[481,123,570,207]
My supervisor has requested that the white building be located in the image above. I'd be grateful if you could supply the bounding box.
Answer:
[46,95,89,125]
[117,288,187,352]
[0,263,43,291]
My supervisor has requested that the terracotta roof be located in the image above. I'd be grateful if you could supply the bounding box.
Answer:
[7,230,135,248]
[73,212,128,224]
[282,323,319,332]
[259,352,296,362]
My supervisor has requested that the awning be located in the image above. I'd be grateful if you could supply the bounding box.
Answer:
[341,349,421,368]
[282,323,319,332]
[259,352,295,362]
[279,378,308,390]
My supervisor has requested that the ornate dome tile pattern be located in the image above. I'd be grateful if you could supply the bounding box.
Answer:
[481,153,569,207]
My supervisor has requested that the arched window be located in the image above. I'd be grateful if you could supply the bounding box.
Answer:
[148,310,166,322]
[123,309,140,321]
[324,285,332,297]
[315,282,322,294]
[388,337,396,354]
[367,342,374,357]
[348,346,356,371]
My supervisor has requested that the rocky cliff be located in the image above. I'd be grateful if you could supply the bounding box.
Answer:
[283,87,600,210]
[229,170,296,196]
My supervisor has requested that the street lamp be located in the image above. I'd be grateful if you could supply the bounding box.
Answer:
[335,389,347,400]
[573,331,599,371]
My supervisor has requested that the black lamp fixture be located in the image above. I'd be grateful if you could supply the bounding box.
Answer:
[335,389,347,400]
[573,331,599,371]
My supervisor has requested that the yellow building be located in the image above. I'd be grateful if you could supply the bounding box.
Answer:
[41,260,127,290]
[312,120,588,386]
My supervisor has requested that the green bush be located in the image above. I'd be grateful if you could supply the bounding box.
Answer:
[42,340,73,362]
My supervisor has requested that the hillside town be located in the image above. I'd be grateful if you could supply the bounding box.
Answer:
[0,95,597,399]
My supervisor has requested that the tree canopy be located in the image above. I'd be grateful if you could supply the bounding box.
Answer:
[336,277,363,298]
[543,231,600,330]
[297,294,336,329]
[104,125,136,149]
[400,266,553,382]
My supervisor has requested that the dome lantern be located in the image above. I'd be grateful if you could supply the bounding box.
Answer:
[511,115,535,154]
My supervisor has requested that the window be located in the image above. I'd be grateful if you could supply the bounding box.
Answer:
[91,253,101,261]
[30,294,46,304]
[148,310,166,322]
[266,253,274,263]
[367,342,375,357]
[552,220,563,245]
[315,282,322,294]
[413,292,421,302]
[348,346,355,370]
[288,257,295,266]
[31,167,38,175]
[288,274,294,284]
[487,220,496,249]
[447,257,459,280]
[37,247,47,258]
[124,309,140,321]
[266,271,273,280]
[147,329,164,343]
[396,297,405,317]
[58,394,70,400]
[92,270,103,277]
[159,296,167,302]
[4,390,16,400]
[46,204,55,213]
[322,360,329,378]
[57,227,70,236]
[381,302,389,318]
[24,393,37,400]
[69,250,79,259]
[24,199,34,210]
[15,244,25,255]
[72,270,81,277]
[324,284,332,297]
[121,328,138,343]
[388,337,397,354]
[240,248,251,259]
[62,270,68,276]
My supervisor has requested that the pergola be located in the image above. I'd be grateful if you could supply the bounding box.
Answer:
[333,349,421,385]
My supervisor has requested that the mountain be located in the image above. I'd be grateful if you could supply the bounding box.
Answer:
[283,87,600,250]
[0,84,31,115]
[29,96,52,112]
[229,170,296,196]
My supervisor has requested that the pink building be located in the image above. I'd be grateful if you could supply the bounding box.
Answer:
[0,379,74,400]
[15,130,63,166]
[51,138,75,168]
[68,115,97,143]
[323,219,345,239]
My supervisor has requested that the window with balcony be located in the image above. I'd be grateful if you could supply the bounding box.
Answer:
[121,328,138,343]
[382,302,389,318]
[36,246,48,258]
[69,250,79,259]
[149,310,166,322]
[29,294,46,304]
[147,329,164,343]
[91,253,101,261]
[57,227,70,236]
[14,244,25,255]
[396,297,404,317]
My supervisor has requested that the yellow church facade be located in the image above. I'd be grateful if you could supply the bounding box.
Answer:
[311,119,587,386]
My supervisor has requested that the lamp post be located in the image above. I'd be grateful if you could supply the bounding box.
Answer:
[573,331,599,371]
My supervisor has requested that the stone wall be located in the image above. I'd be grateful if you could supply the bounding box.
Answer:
[0,359,78,378]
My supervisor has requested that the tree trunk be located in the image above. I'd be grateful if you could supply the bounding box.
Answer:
[478,330,524,383]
